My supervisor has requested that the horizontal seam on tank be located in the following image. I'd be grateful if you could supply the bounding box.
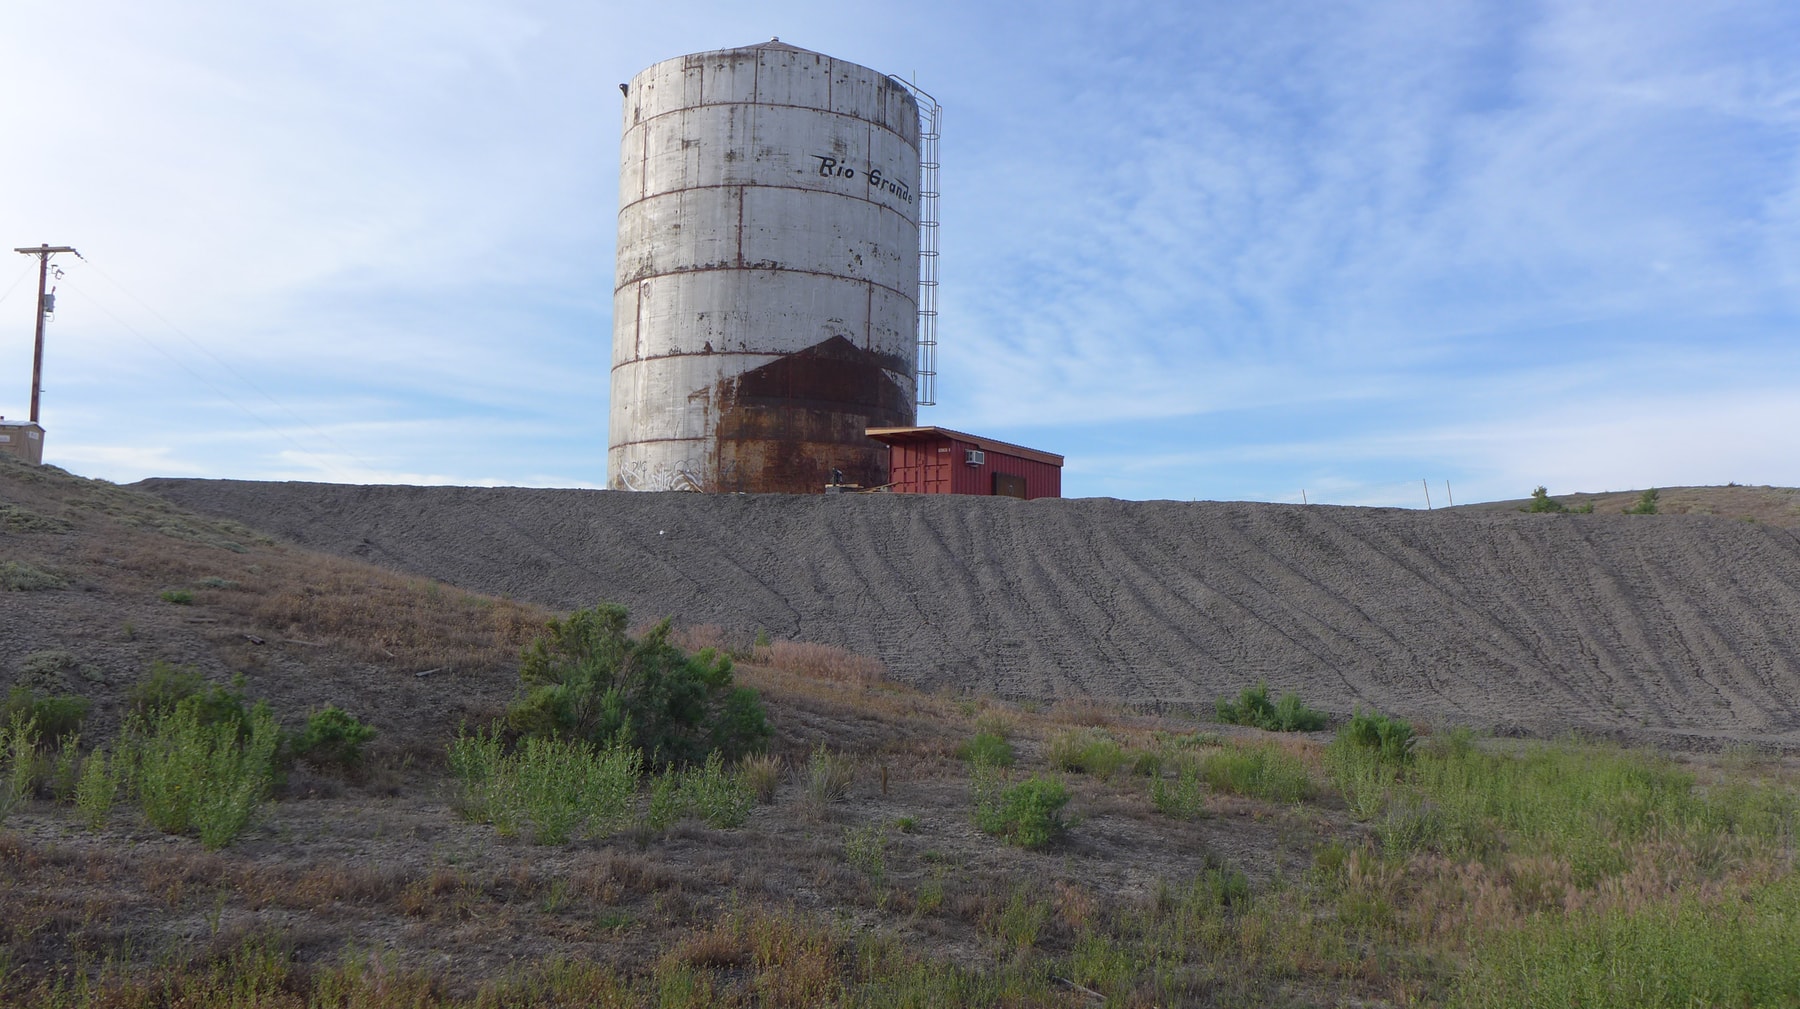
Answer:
[613,264,917,302]
[617,182,918,226]
[609,435,905,446]
[608,436,715,446]
[626,100,916,145]
[610,350,916,373]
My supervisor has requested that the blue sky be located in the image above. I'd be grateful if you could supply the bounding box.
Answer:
[2,1,1796,505]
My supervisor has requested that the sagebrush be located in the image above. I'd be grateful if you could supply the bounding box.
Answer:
[507,603,770,767]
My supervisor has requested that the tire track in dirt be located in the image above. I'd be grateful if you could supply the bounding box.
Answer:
[135,480,1800,747]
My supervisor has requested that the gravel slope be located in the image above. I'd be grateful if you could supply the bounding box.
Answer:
[136,480,1800,749]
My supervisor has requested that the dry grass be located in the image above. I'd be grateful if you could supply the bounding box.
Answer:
[249,565,545,671]
[1467,483,1800,527]
[8,456,1800,1006]
[759,640,888,686]
[736,752,783,803]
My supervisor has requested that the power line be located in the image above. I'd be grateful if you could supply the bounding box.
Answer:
[67,254,379,473]
[0,264,33,310]
[52,268,367,481]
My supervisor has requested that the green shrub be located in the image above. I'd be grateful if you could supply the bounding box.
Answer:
[1339,708,1416,765]
[1418,724,1478,760]
[1214,681,1328,732]
[1151,758,1208,820]
[507,603,769,767]
[972,767,1070,849]
[0,503,73,534]
[128,664,258,740]
[1046,729,1129,780]
[125,699,280,848]
[956,730,1015,767]
[1130,747,1164,778]
[0,559,66,591]
[17,648,85,687]
[1,687,89,746]
[128,661,206,720]
[159,589,194,605]
[1624,487,1659,515]
[1201,743,1316,803]
[1525,486,1567,513]
[286,707,376,771]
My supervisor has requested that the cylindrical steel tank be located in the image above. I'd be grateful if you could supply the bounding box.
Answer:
[609,40,921,493]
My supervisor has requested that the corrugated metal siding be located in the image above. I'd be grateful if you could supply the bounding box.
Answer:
[884,434,1060,499]
[888,440,952,494]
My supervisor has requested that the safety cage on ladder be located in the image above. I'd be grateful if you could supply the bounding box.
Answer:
[897,80,941,408]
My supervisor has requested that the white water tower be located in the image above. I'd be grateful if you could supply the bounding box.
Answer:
[608,40,939,493]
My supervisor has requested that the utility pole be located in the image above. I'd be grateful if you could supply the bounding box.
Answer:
[13,243,78,423]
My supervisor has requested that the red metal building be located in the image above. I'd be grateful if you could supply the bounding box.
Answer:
[866,426,1063,499]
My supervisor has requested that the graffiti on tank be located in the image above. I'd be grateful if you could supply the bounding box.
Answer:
[812,155,912,204]
[617,459,706,493]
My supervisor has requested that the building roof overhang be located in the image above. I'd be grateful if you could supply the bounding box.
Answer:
[866,426,1064,467]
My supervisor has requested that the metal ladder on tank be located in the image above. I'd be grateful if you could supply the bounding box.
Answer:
[903,83,942,408]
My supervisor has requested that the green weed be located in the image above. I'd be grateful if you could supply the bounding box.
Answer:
[445,721,506,821]
[0,715,40,822]
[985,886,1051,950]
[450,729,642,844]
[972,766,1070,849]
[75,746,120,831]
[644,767,684,831]
[1339,708,1416,764]
[125,699,280,848]
[1151,757,1208,820]
[1046,728,1129,780]
[0,559,66,591]
[1201,742,1315,803]
[1214,681,1328,731]
[955,730,1015,767]
[1453,871,1800,1008]
[844,823,888,882]
[675,751,754,829]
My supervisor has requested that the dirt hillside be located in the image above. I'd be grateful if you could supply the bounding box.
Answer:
[133,479,1800,751]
